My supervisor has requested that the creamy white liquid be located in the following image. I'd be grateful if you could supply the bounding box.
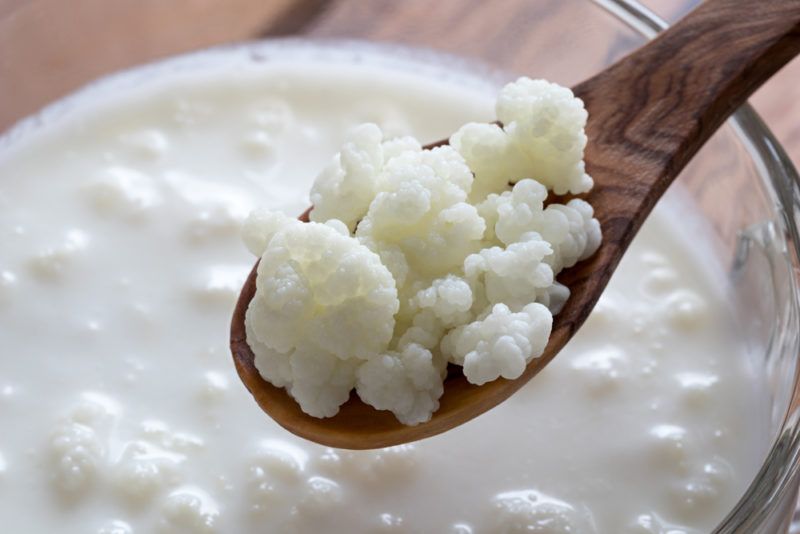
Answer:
[0,42,770,533]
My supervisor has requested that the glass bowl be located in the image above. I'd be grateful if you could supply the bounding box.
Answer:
[2,0,799,532]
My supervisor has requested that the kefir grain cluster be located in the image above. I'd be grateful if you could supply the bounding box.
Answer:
[244,78,601,424]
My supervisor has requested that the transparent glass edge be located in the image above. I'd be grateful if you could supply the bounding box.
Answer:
[592,0,800,532]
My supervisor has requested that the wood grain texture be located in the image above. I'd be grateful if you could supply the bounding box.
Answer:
[752,63,800,170]
[0,0,326,131]
[3,0,798,174]
[0,0,693,133]
[230,0,800,449]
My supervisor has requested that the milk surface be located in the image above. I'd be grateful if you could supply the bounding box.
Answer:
[0,42,769,533]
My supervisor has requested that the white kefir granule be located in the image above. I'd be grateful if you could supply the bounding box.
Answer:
[245,78,601,424]
[451,78,591,201]
[0,43,770,533]
[243,212,399,418]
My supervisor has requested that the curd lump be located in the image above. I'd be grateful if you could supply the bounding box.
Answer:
[0,43,769,533]
[244,77,601,424]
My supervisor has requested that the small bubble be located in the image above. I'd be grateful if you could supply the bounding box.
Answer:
[675,373,719,408]
[120,129,170,160]
[188,265,250,306]
[299,476,343,513]
[640,251,668,266]
[241,130,275,157]
[199,371,229,403]
[664,290,708,330]
[569,347,628,395]
[83,167,162,219]
[642,267,678,295]
[377,512,404,531]
[490,489,590,533]
[248,98,293,133]
[97,520,133,534]
[648,424,690,469]
[28,230,91,280]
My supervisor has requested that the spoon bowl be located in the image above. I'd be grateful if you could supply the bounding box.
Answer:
[231,0,800,449]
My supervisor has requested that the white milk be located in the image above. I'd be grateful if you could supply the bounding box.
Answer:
[0,42,770,533]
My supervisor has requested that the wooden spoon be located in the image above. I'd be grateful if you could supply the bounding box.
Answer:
[231,0,800,449]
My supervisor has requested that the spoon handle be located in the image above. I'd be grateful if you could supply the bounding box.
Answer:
[576,0,800,220]
[558,0,800,336]
[552,0,800,371]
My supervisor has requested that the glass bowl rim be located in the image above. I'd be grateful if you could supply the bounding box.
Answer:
[2,1,799,530]
[598,1,800,531]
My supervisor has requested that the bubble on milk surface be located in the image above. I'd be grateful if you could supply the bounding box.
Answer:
[83,167,163,219]
[97,519,134,534]
[159,486,220,533]
[120,128,170,160]
[28,229,91,280]
[488,489,596,533]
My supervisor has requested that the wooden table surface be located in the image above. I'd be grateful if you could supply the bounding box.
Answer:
[305,0,800,173]
[1,0,798,172]
[0,0,795,152]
